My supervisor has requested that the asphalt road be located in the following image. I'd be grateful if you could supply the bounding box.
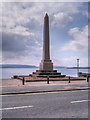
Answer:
[2,90,89,118]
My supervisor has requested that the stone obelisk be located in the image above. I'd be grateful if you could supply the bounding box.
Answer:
[31,13,65,78]
[40,13,53,71]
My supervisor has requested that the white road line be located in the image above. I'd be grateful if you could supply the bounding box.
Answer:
[0,105,33,110]
[71,100,90,104]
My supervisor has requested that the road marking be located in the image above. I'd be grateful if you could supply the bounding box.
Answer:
[0,105,33,111]
[71,100,90,104]
[1,89,89,97]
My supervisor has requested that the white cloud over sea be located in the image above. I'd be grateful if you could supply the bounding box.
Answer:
[61,25,88,52]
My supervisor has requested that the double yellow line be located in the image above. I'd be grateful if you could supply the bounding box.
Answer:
[1,89,89,97]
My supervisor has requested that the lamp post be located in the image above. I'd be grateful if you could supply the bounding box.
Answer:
[77,58,79,76]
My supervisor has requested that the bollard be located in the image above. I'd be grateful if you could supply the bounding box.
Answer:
[68,76,71,83]
[87,75,89,83]
[47,76,49,84]
[22,76,25,85]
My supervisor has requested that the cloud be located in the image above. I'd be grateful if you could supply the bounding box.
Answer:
[1,2,83,35]
[61,25,88,52]
[60,57,88,67]
[51,12,73,27]
[52,55,88,67]
[2,2,82,30]
[2,25,34,36]
[2,32,42,63]
[1,2,86,65]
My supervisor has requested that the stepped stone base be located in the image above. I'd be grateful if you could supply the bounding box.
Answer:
[31,70,66,78]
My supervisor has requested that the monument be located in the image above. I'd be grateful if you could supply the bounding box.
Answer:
[31,13,65,78]
[40,13,53,70]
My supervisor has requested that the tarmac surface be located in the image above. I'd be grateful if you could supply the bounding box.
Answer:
[2,90,88,118]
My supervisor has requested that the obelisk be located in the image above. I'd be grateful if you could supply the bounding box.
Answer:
[40,13,53,70]
[31,13,65,78]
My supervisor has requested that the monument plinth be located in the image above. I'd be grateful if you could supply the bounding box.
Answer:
[40,13,53,70]
[31,13,65,78]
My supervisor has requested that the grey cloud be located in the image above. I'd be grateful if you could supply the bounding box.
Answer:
[25,19,41,31]
[1,2,85,65]
[2,32,41,60]
[51,12,73,27]
[75,43,84,50]
[2,2,82,32]
[2,32,27,52]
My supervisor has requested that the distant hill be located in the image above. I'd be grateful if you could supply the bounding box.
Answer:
[67,67,90,69]
[0,64,66,68]
[0,64,38,68]
[1,64,89,69]
[54,66,66,68]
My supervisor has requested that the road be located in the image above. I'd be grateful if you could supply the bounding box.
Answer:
[2,90,89,118]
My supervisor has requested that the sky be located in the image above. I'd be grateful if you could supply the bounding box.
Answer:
[0,2,88,67]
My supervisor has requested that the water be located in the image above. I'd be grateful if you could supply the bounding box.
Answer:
[0,67,88,79]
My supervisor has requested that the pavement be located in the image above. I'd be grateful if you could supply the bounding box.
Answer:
[0,78,90,95]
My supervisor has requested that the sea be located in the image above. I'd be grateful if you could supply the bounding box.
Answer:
[0,67,89,79]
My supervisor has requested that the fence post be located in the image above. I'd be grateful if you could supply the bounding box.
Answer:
[87,75,89,83]
[68,76,71,83]
[47,76,49,84]
[22,76,25,85]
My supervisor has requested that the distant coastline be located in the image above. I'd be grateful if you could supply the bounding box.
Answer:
[0,64,89,69]
[67,67,90,69]
[0,64,66,68]
[0,64,38,68]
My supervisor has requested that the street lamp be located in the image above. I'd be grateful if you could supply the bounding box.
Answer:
[77,58,79,76]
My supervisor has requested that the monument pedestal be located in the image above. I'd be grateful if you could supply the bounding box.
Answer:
[40,60,53,71]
